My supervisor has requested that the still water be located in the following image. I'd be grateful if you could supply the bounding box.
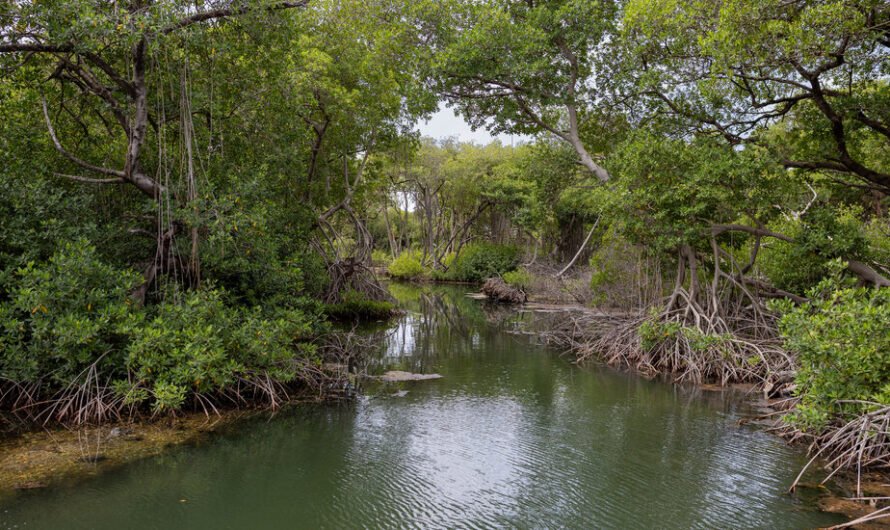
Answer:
[2,284,842,529]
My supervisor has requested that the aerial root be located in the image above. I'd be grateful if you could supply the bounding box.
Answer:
[542,308,791,387]
[0,329,382,428]
[788,403,890,497]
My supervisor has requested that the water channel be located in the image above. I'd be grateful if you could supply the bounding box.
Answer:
[1,283,843,529]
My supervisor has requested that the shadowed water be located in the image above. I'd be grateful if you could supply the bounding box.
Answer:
[1,284,842,529]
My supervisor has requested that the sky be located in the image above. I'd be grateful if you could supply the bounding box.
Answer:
[417,105,529,146]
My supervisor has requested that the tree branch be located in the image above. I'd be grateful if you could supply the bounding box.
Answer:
[712,223,890,287]
[0,42,73,53]
[162,1,310,34]
[847,260,890,287]
[711,223,795,243]
[54,172,126,184]
[41,97,125,178]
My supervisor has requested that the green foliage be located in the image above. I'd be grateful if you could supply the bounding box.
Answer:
[122,288,318,412]
[622,0,890,193]
[863,216,890,266]
[773,269,890,428]
[759,206,872,294]
[388,251,426,280]
[586,224,642,307]
[502,268,531,289]
[435,0,617,137]
[0,241,326,414]
[638,318,682,351]
[371,249,393,266]
[0,240,141,384]
[639,317,736,359]
[610,132,788,253]
[446,243,519,282]
[194,188,326,307]
[323,290,395,321]
[0,109,109,293]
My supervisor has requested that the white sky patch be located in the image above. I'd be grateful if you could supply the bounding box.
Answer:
[417,105,529,146]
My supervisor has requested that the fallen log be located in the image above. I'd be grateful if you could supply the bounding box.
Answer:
[481,277,528,304]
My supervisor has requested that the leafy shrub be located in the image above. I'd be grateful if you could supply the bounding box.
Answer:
[388,250,425,280]
[773,266,890,428]
[371,249,393,266]
[201,229,311,308]
[760,207,871,294]
[0,176,105,297]
[290,251,330,300]
[324,290,395,321]
[863,215,890,267]
[637,317,733,355]
[122,288,318,412]
[0,241,324,414]
[638,317,683,351]
[446,243,519,282]
[440,251,457,269]
[585,225,648,308]
[429,268,448,281]
[196,193,329,306]
[0,240,141,384]
[503,268,531,289]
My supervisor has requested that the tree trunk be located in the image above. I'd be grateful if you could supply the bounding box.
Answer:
[556,214,592,264]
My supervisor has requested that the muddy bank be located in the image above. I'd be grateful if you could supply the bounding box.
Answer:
[0,412,253,500]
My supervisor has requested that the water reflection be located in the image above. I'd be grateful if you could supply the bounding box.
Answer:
[1,284,843,529]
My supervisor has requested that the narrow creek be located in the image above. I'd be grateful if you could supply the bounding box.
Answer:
[1,283,844,529]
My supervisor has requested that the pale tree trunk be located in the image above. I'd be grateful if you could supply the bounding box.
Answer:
[182,62,200,286]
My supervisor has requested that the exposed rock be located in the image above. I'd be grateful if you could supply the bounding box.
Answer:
[379,371,443,382]
[107,426,134,439]
[390,390,410,398]
[481,277,527,304]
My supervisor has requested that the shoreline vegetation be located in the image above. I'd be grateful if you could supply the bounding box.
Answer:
[394,254,889,510]
[1,0,888,526]
[0,280,882,527]
[0,324,377,431]
[469,265,890,525]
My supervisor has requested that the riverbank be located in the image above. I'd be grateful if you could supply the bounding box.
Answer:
[0,411,251,499]
[0,283,853,528]
[0,334,375,498]
[1,282,884,527]
[496,276,890,527]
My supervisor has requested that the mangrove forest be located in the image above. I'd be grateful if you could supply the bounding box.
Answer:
[0,0,889,527]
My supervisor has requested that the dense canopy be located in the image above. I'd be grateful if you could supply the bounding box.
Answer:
[1,0,888,484]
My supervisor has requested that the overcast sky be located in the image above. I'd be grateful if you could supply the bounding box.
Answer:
[416,105,528,146]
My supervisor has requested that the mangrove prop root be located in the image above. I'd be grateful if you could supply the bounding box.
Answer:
[323,257,392,304]
[0,329,383,428]
[827,505,890,529]
[541,310,792,387]
[789,403,890,497]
